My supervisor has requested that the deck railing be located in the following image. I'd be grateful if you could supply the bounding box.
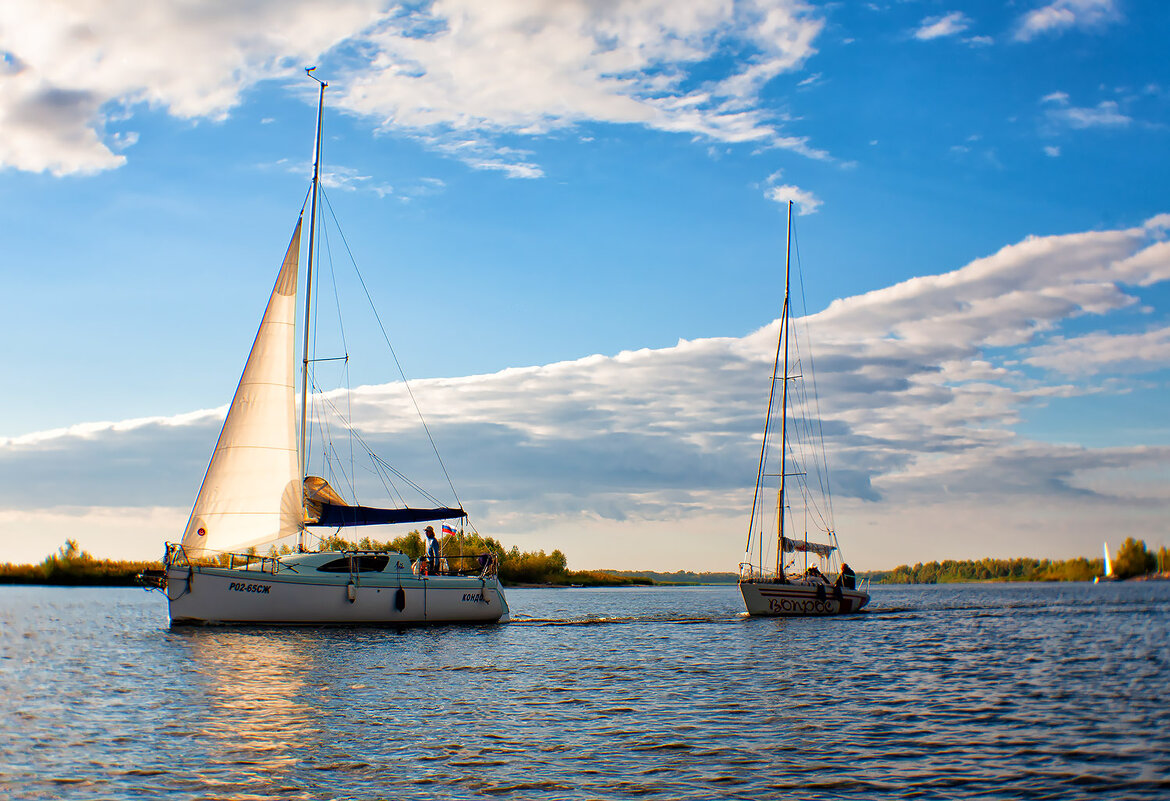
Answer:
[163,543,499,579]
[164,543,293,574]
[738,562,780,583]
[418,553,499,578]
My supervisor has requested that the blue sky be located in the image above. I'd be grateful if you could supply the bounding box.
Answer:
[1,0,1167,569]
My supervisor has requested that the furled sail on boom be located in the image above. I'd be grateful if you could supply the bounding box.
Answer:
[781,537,836,558]
[302,476,463,527]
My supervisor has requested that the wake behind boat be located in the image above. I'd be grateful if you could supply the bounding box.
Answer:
[140,71,508,625]
[738,201,869,617]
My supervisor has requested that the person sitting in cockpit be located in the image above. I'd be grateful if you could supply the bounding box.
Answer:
[835,563,856,590]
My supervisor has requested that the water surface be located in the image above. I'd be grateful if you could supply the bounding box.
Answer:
[2,582,1167,799]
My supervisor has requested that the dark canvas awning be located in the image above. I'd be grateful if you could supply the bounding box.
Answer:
[303,475,463,528]
[309,503,465,528]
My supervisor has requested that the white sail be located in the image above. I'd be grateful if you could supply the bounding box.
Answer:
[181,220,303,557]
[1103,542,1113,578]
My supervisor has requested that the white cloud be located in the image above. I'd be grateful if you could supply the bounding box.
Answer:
[3,216,1169,568]
[764,170,822,214]
[1026,326,1170,376]
[271,157,395,196]
[337,0,827,175]
[0,0,829,178]
[1041,93,1131,130]
[797,72,823,88]
[1015,0,1120,42]
[0,0,383,175]
[1048,99,1131,129]
[765,183,822,215]
[913,12,972,41]
[1044,145,1061,157]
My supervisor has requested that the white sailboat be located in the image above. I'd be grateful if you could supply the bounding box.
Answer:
[738,201,870,617]
[1093,542,1116,584]
[142,71,509,624]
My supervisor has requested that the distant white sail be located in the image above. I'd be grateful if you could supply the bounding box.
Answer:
[1103,542,1113,578]
[181,221,303,557]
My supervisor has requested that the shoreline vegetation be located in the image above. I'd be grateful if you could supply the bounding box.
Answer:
[863,537,1168,584]
[1,537,1166,588]
[0,537,738,588]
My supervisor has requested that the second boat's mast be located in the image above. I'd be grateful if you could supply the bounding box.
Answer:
[299,68,326,551]
[775,200,793,576]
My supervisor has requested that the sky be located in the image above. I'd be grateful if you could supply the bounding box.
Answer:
[1,0,1168,570]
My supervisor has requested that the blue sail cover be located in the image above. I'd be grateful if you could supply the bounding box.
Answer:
[309,503,464,528]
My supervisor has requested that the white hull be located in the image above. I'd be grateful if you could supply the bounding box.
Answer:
[166,565,509,625]
[740,580,869,617]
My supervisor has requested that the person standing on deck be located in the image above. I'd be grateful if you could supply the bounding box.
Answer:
[425,526,441,574]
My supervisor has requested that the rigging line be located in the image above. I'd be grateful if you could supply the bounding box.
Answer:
[788,364,830,530]
[313,388,376,503]
[303,177,328,485]
[317,195,352,364]
[316,208,358,502]
[748,284,786,560]
[318,188,466,513]
[787,302,820,484]
[369,452,445,507]
[311,380,341,496]
[787,238,828,522]
[781,364,831,533]
[315,386,361,505]
[367,453,410,509]
[785,429,829,533]
[351,451,407,510]
[313,389,421,507]
[792,225,836,526]
[309,224,328,483]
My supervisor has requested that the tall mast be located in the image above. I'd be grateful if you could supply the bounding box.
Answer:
[299,68,327,550]
[775,200,793,576]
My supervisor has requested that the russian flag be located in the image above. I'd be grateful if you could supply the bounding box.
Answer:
[442,524,457,536]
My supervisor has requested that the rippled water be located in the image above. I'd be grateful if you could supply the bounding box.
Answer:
[2,581,1168,799]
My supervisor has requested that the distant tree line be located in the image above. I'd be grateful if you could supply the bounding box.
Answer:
[1113,537,1167,579]
[875,537,1168,584]
[6,536,1166,587]
[0,533,654,587]
[0,540,158,585]
[319,530,648,586]
[598,570,739,584]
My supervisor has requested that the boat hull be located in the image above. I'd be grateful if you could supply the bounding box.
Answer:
[165,565,509,625]
[739,580,869,617]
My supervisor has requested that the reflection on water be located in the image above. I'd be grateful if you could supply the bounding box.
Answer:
[1,582,1168,799]
[178,629,316,795]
